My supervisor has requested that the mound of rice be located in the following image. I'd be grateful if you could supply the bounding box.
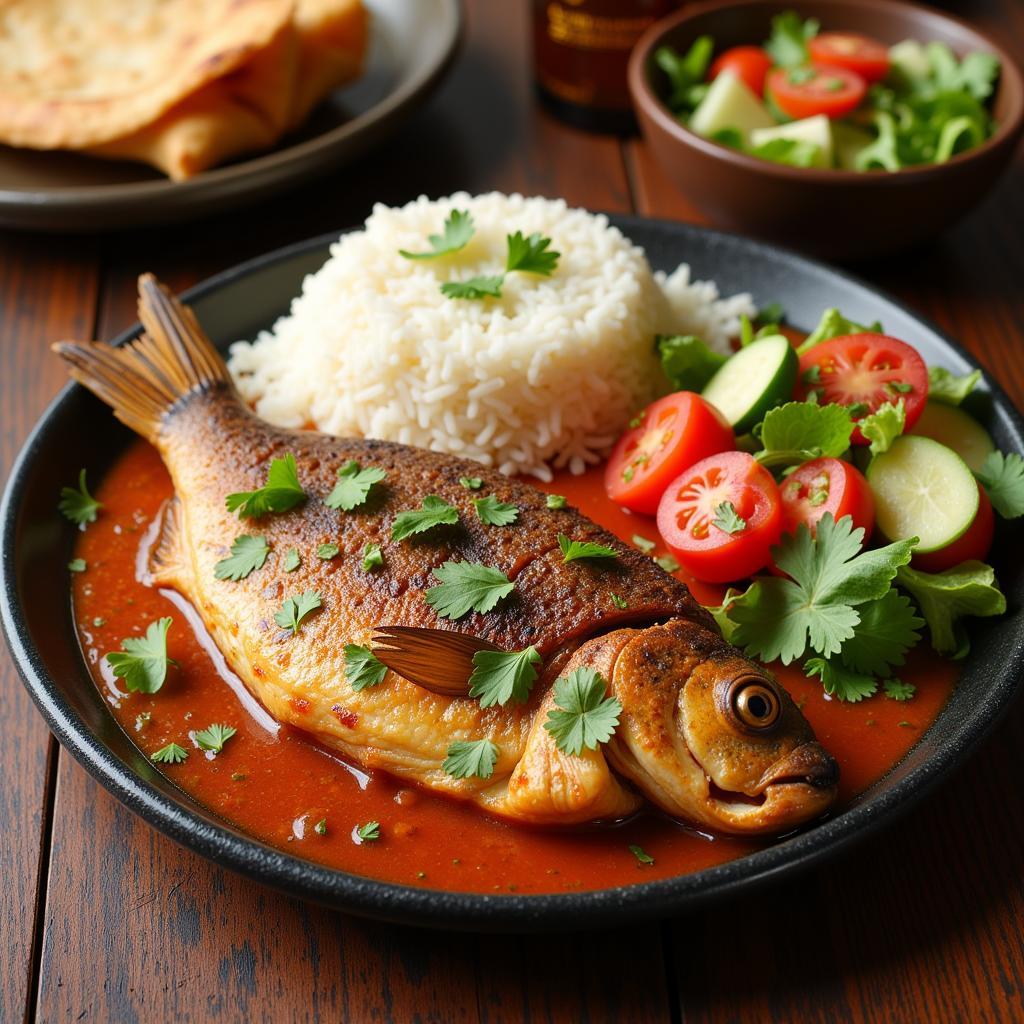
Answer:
[228,193,754,479]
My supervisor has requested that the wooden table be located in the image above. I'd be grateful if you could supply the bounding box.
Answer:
[2,2,1022,1021]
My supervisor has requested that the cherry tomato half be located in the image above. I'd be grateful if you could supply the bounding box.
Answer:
[912,483,994,573]
[656,451,783,583]
[709,46,773,96]
[809,32,890,84]
[797,333,929,445]
[780,457,875,537]
[605,392,735,515]
[767,65,867,119]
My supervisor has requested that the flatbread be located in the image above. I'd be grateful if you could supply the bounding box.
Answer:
[0,0,294,149]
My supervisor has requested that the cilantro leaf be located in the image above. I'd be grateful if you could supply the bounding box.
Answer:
[884,678,916,701]
[712,501,746,535]
[344,644,388,691]
[730,515,916,663]
[356,821,380,842]
[655,554,680,573]
[629,844,655,866]
[703,587,744,644]
[317,543,340,560]
[546,494,567,510]
[654,36,714,112]
[505,231,560,276]
[896,561,1006,657]
[798,308,879,354]
[425,561,515,619]
[468,646,541,707]
[558,534,618,563]
[756,401,853,468]
[928,366,982,405]
[58,469,103,526]
[805,657,878,703]
[443,738,499,780]
[325,462,386,512]
[151,743,188,764]
[362,542,383,571]
[441,275,504,300]
[194,723,236,753]
[283,548,301,572]
[274,590,322,634]
[656,334,727,391]
[764,10,819,68]
[314,818,328,835]
[859,400,906,457]
[106,617,175,694]
[473,495,520,526]
[837,589,924,677]
[399,209,475,259]
[610,593,628,610]
[460,477,483,490]
[632,534,656,554]
[226,454,306,519]
[391,495,459,540]
[214,534,269,581]
[68,558,87,573]
[543,667,622,756]
[977,451,1024,518]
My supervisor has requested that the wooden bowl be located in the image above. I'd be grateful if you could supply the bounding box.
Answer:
[628,0,1024,260]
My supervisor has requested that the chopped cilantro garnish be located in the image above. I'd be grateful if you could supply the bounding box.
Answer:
[194,723,236,753]
[505,231,560,276]
[68,558,87,573]
[558,534,617,563]
[805,658,878,703]
[92,617,106,628]
[632,534,656,554]
[151,743,188,765]
[711,501,746,535]
[655,554,681,573]
[443,738,499,780]
[391,495,459,540]
[59,469,103,526]
[106,617,175,694]
[629,844,654,866]
[729,514,916,664]
[344,644,388,691]
[859,401,905,457]
[214,534,269,581]
[468,646,541,707]
[473,495,519,526]
[226,454,305,519]
[977,451,1024,518]
[362,542,384,571]
[399,209,474,260]
[441,275,505,300]
[543,667,622,756]
[546,493,567,510]
[837,589,923,677]
[883,678,916,701]
[317,542,340,560]
[325,462,386,512]
[460,477,483,490]
[314,818,328,836]
[274,590,322,634]
[425,561,515,620]
[283,548,301,572]
[610,593,628,610]
[356,821,380,842]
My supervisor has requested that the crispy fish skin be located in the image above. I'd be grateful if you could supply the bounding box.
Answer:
[56,275,839,835]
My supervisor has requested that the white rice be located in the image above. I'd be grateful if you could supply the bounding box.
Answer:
[228,192,755,480]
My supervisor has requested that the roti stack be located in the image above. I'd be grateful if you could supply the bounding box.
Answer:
[0,0,368,179]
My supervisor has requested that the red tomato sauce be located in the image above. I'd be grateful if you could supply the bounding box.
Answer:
[71,440,957,894]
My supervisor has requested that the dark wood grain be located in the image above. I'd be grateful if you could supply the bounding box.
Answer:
[5,0,1024,1020]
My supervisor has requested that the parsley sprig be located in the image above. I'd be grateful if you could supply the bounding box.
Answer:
[59,469,103,526]
[194,723,236,753]
[442,231,560,300]
[106,617,175,694]
[226,454,305,519]
[391,496,459,540]
[399,209,475,260]
[467,646,541,707]
[214,535,269,581]
[474,495,519,526]
[151,742,188,765]
[544,668,622,756]
[444,739,499,780]
[425,561,515,620]
[558,534,618,563]
[977,451,1024,519]
[711,501,746,535]
[344,644,388,691]
[325,462,386,512]
[274,590,322,634]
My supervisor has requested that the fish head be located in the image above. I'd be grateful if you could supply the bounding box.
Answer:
[608,621,838,835]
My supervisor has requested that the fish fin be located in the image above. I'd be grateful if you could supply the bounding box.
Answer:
[147,497,187,587]
[53,274,234,444]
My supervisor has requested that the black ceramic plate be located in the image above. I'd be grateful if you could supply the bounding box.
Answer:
[2,218,1022,930]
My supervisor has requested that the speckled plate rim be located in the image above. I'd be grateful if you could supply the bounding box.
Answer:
[2,217,1022,931]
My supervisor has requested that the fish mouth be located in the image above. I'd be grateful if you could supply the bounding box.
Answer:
[754,742,840,794]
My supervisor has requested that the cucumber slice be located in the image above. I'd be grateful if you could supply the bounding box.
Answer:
[690,70,776,144]
[701,334,798,433]
[867,435,979,552]
[751,115,833,168]
[911,401,994,473]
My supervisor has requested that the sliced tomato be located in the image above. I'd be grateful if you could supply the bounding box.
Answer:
[809,32,890,84]
[656,451,783,583]
[912,483,994,573]
[605,392,735,515]
[709,46,773,96]
[780,457,875,537]
[767,65,867,119]
[797,333,929,445]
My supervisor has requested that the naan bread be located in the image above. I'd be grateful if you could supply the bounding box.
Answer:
[0,0,294,149]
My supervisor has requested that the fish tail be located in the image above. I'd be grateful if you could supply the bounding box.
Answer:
[53,273,234,444]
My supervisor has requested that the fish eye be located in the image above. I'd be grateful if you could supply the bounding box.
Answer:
[728,676,781,731]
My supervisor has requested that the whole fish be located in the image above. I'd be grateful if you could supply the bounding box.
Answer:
[57,275,838,836]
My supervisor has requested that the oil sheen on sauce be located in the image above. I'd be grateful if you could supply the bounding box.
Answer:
[71,441,957,894]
